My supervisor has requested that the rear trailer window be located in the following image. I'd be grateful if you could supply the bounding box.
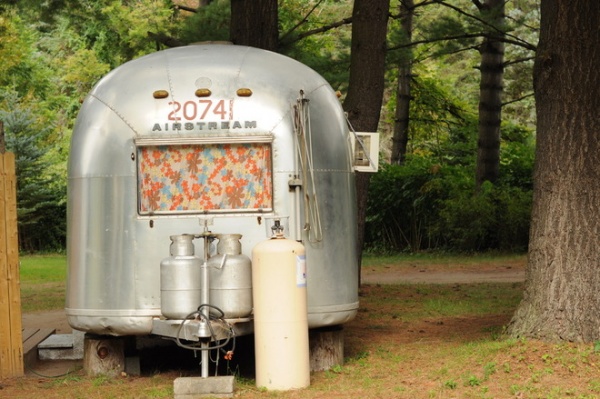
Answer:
[137,142,273,215]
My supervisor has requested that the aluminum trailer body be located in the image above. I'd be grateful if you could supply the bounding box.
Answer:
[66,43,358,337]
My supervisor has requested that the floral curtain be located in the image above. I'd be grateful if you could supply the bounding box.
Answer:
[138,143,272,214]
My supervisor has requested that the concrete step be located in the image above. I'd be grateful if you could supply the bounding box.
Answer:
[38,330,84,360]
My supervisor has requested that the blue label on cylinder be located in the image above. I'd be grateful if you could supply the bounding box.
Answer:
[296,255,307,287]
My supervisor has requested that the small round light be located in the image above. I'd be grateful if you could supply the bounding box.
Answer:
[195,88,212,97]
[237,88,253,97]
[153,90,169,99]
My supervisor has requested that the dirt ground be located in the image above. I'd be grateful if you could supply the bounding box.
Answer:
[360,259,525,284]
[9,257,600,399]
[0,259,600,399]
[10,259,598,397]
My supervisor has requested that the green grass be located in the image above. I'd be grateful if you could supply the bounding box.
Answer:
[19,254,67,312]
[421,282,524,316]
[360,282,524,322]
[17,252,524,313]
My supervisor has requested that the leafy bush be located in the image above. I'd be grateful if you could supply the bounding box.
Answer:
[365,157,468,252]
[365,152,532,253]
[436,182,531,251]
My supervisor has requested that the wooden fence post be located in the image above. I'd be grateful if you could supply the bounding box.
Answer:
[0,120,24,378]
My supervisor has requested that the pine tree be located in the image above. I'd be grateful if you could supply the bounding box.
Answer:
[0,106,66,252]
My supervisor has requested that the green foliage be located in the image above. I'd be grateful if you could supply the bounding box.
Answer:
[366,157,470,252]
[498,124,535,189]
[0,11,52,98]
[411,74,476,160]
[52,0,178,68]
[177,0,230,44]
[366,141,533,253]
[101,0,175,56]
[0,0,539,254]
[1,100,66,252]
[279,0,352,91]
[436,181,532,251]
[176,0,353,89]
[0,11,26,82]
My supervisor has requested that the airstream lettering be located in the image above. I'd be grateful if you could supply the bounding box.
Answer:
[66,43,359,375]
[151,120,257,132]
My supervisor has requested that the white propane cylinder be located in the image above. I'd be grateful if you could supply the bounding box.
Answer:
[252,233,310,390]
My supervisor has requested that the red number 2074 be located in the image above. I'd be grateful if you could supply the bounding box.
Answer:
[167,100,233,121]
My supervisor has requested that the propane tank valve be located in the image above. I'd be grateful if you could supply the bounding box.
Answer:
[271,219,284,236]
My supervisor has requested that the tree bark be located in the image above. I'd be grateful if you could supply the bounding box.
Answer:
[508,0,600,342]
[475,0,505,187]
[391,0,414,165]
[230,0,278,51]
[343,0,390,280]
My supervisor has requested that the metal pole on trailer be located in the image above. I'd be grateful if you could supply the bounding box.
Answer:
[201,231,211,378]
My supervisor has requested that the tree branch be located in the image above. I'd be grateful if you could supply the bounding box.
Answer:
[280,15,353,47]
[412,40,480,64]
[502,37,536,51]
[434,0,536,51]
[504,56,535,67]
[502,92,534,107]
[389,0,437,19]
[279,0,325,44]
[388,32,484,52]
[505,13,538,32]
[172,1,198,13]
[388,26,536,52]
[148,31,184,48]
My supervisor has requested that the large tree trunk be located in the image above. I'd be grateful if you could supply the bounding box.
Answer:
[343,0,390,281]
[508,0,600,342]
[230,0,278,51]
[475,0,505,187]
[391,0,414,165]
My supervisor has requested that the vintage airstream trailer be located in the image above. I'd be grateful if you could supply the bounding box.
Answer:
[66,43,359,362]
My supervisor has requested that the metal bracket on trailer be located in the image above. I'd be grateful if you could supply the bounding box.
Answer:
[150,317,254,342]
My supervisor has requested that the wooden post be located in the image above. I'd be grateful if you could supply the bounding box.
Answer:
[0,120,24,378]
[309,326,344,372]
[83,335,125,377]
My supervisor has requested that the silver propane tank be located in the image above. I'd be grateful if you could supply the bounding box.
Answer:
[160,234,202,319]
[206,234,252,319]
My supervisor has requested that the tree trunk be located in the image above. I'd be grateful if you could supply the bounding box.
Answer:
[475,0,505,187]
[391,0,414,165]
[230,0,278,51]
[343,0,390,280]
[508,0,600,342]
